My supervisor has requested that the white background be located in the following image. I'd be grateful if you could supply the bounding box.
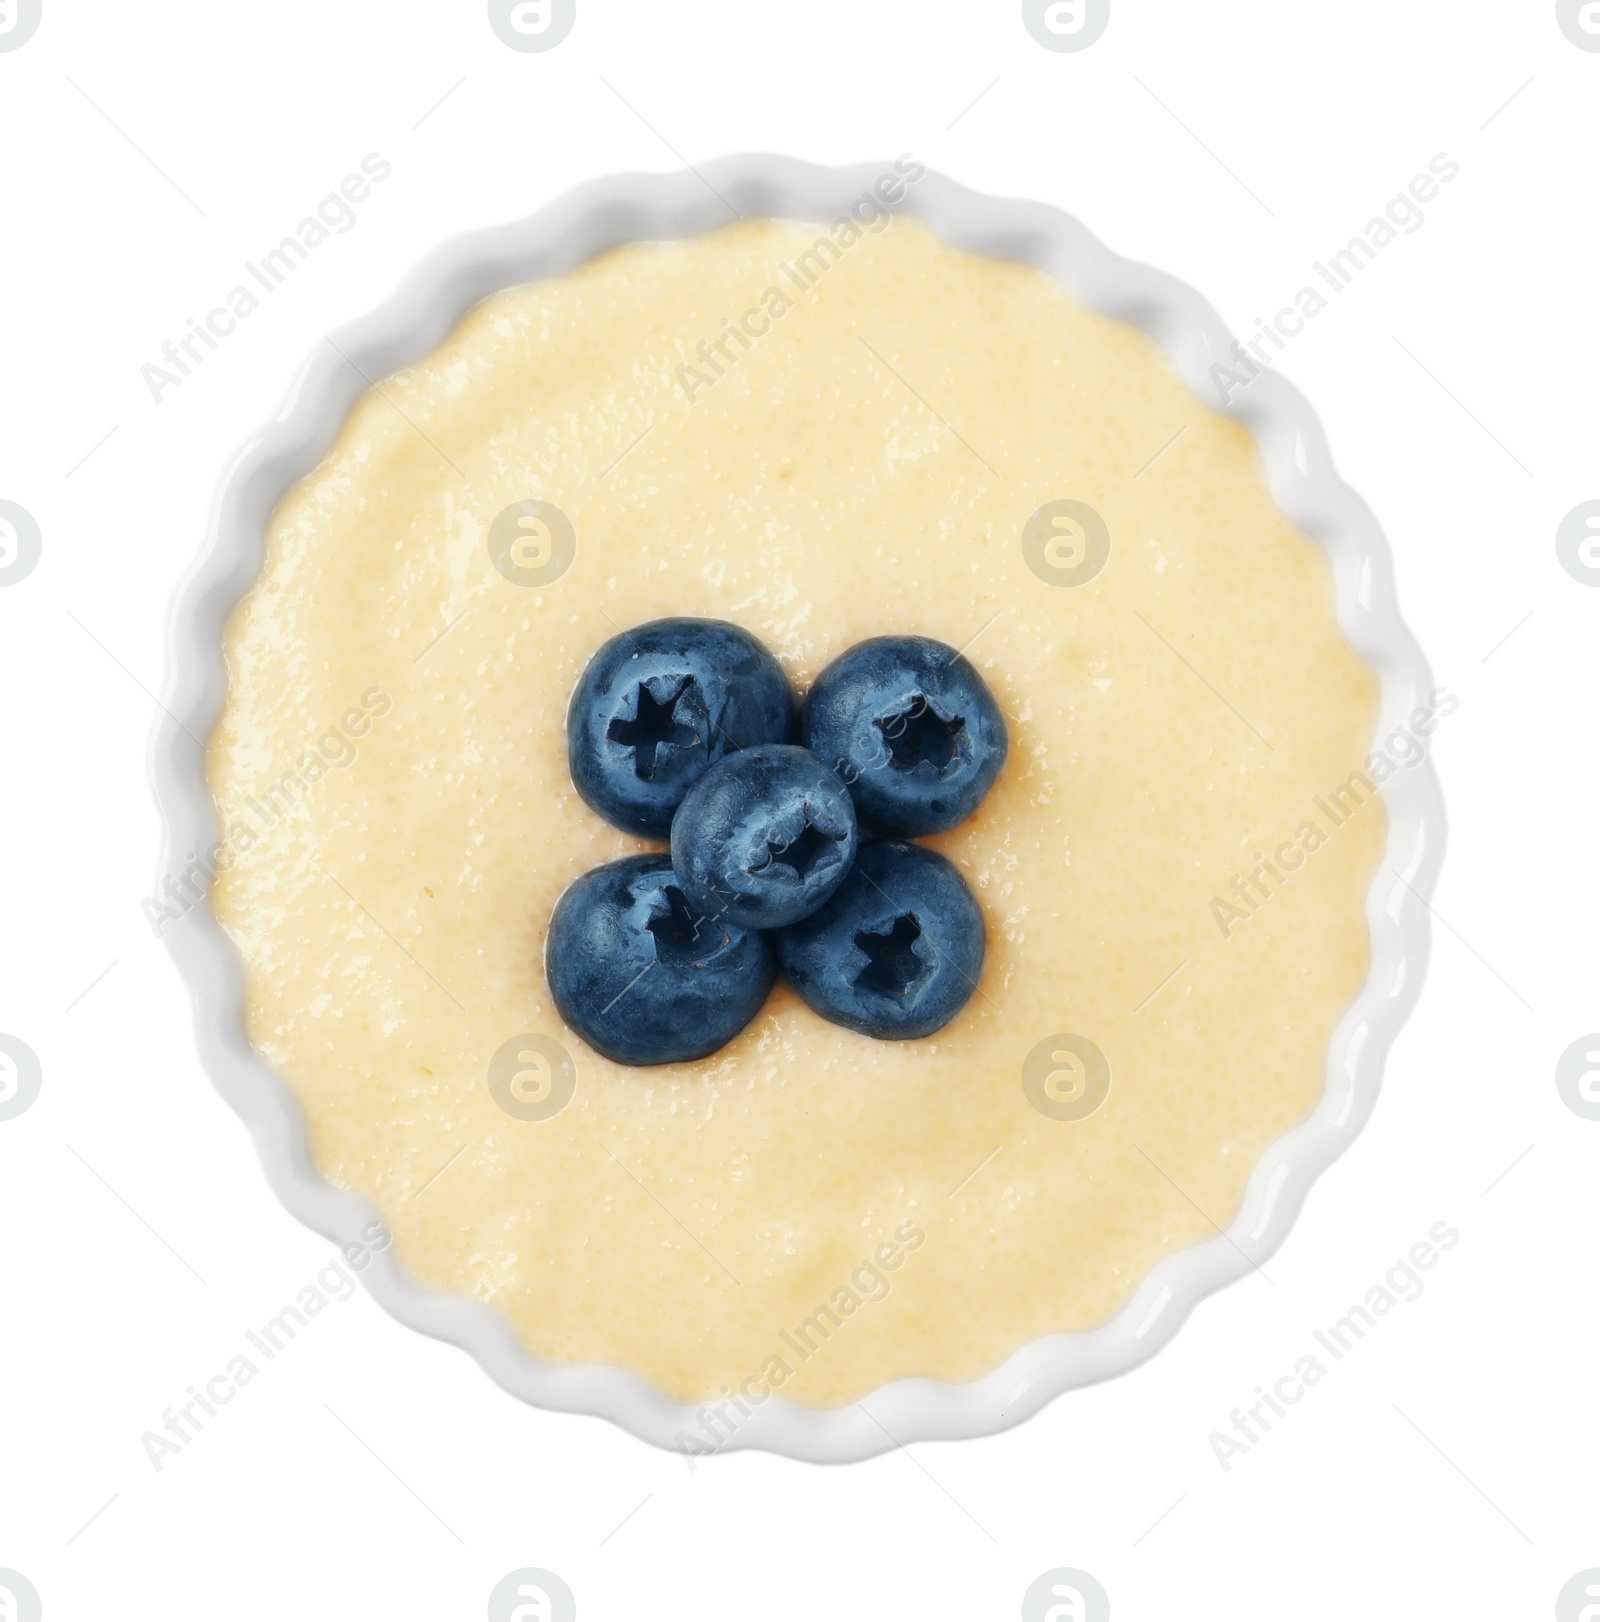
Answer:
[1,2,1596,1617]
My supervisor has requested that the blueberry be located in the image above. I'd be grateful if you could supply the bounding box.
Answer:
[567,618,793,837]
[546,855,776,1066]
[800,635,1008,835]
[671,745,858,930]
[774,840,985,1040]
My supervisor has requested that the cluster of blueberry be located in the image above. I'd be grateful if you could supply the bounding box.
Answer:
[547,619,1008,1065]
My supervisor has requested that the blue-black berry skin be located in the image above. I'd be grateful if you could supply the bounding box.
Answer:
[567,618,794,837]
[774,840,985,1040]
[546,855,776,1066]
[800,635,1008,836]
[671,745,858,930]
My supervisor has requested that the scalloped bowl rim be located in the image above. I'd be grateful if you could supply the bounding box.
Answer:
[151,155,1446,1464]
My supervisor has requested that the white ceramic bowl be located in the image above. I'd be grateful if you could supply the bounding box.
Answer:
[152,156,1446,1463]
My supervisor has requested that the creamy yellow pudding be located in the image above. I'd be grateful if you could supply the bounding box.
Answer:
[208,215,1384,1408]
